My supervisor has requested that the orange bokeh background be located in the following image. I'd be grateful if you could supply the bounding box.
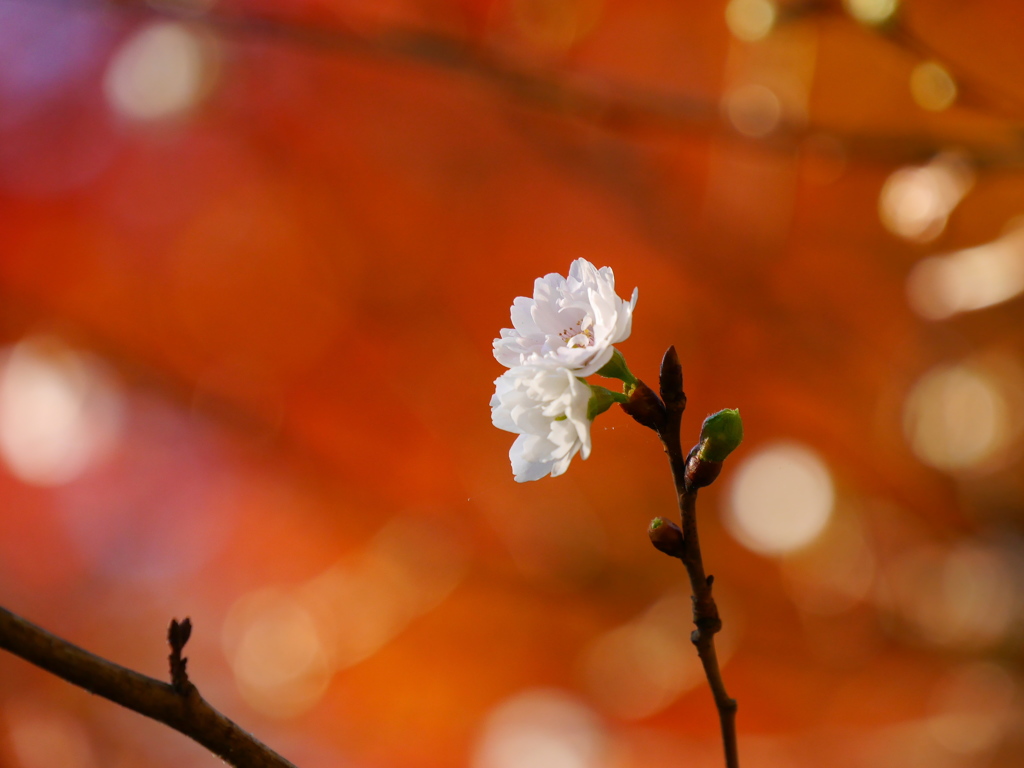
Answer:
[1,1,1023,766]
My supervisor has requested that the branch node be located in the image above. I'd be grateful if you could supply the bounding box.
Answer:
[168,617,193,695]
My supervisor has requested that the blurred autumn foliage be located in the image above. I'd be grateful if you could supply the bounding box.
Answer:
[2,0,1024,766]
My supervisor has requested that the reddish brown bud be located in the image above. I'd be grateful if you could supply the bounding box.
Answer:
[659,346,686,413]
[620,379,666,431]
[685,450,723,490]
[648,517,684,557]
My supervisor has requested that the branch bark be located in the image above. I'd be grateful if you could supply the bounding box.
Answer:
[674,490,739,768]
[644,347,739,768]
[0,606,298,768]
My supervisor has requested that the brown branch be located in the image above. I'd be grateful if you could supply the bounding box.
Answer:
[168,617,193,694]
[635,347,739,768]
[675,491,738,768]
[0,606,299,768]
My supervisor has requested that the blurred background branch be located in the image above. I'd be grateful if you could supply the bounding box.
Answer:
[18,0,1024,166]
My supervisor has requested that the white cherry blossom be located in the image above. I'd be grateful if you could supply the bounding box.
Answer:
[493,258,638,377]
[490,363,593,482]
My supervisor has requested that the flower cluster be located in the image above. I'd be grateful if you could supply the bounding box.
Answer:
[490,258,638,481]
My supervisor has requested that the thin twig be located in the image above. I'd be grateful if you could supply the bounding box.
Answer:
[168,617,193,694]
[675,491,739,768]
[653,346,739,768]
[0,606,298,768]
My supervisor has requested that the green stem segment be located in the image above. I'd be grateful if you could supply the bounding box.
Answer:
[595,348,638,387]
[586,384,628,420]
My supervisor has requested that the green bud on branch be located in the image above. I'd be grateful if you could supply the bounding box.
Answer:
[683,410,742,490]
[697,409,743,462]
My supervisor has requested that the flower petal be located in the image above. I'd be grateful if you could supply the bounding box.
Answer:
[492,259,637,374]
[490,363,594,481]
